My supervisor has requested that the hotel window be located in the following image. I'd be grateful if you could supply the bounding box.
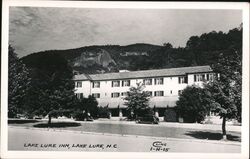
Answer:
[194,74,203,82]
[154,91,164,96]
[121,92,128,96]
[178,90,183,96]
[202,74,205,80]
[76,93,83,99]
[143,78,152,85]
[112,80,120,87]
[92,93,100,98]
[122,80,130,87]
[154,78,163,85]
[76,81,82,88]
[178,76,187,84]
[208,73,214,81]
[92,81,100,88]
[111,92,120,98]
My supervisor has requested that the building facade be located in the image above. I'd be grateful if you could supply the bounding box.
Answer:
[74,65,214,118]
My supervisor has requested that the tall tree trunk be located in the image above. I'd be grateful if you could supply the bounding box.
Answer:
[48,114,52,125]
[222,116,227,140]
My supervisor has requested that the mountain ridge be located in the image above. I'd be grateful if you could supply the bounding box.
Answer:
[21,27,242,75]
[21,43,162,74]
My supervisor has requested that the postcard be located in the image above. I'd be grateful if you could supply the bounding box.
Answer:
[1,1,249,159]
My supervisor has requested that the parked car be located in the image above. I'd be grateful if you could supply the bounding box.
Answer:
[76,117,94,121]
[136,115,159,124]
[33,116,43,120]
[16,114,27,119]
[75,112,94,121]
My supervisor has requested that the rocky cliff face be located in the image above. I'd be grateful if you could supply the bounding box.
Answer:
[72,49,117,73]
[21,43,162,74]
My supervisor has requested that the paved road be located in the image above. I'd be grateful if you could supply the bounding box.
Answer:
[9,120,241,142]
[8,127,240,153]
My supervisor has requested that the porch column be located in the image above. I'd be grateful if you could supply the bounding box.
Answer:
[155,110,159,117]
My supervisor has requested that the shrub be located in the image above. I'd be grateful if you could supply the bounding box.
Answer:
[176,85,211,123]
[98,106,111,118]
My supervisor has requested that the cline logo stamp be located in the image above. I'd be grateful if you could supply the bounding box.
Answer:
[150,141,170,152]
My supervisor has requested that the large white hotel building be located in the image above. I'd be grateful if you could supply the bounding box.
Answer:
[74,65,214,119]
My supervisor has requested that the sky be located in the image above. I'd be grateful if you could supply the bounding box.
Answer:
[9,7,242,57]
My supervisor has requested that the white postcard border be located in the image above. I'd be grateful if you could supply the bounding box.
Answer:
[1,1,249,159]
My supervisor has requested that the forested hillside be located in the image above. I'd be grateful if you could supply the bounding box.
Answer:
[21,26,242,74]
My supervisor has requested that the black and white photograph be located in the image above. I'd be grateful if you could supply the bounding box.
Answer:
[1,1,249,159]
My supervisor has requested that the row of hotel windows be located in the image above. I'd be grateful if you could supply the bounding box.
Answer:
[76,90,184,99]
[75,73,214,88]
[75,77,188,88]
[194,73,214,82]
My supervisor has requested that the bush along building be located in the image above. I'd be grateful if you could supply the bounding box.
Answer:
[74,65,215,121]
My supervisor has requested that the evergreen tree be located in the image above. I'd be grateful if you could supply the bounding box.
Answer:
[8,45,30,118]
[23,53,75,124]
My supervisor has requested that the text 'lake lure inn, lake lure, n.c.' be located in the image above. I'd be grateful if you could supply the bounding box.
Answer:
[73,65,215,121]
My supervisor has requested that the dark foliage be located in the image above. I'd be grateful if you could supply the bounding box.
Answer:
[185,131,241,142]
[176,86,212,123]
[8,119,40,124]
[164,108,178,122]
[98,106,111,118]
[21,52,75,123]
[72,95,99,119]
[8,45,31,118]
[33,122,81,128]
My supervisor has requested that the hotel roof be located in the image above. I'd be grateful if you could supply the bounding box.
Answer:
[74,65,212,81]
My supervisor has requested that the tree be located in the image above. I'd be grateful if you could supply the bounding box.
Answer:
[205,50,241,140]
[23,53,76,124]
[163,42,173,49]
[8,45,30,118]
[123,83,151,119]
[73,95,98,119]
[176,85,212,123]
